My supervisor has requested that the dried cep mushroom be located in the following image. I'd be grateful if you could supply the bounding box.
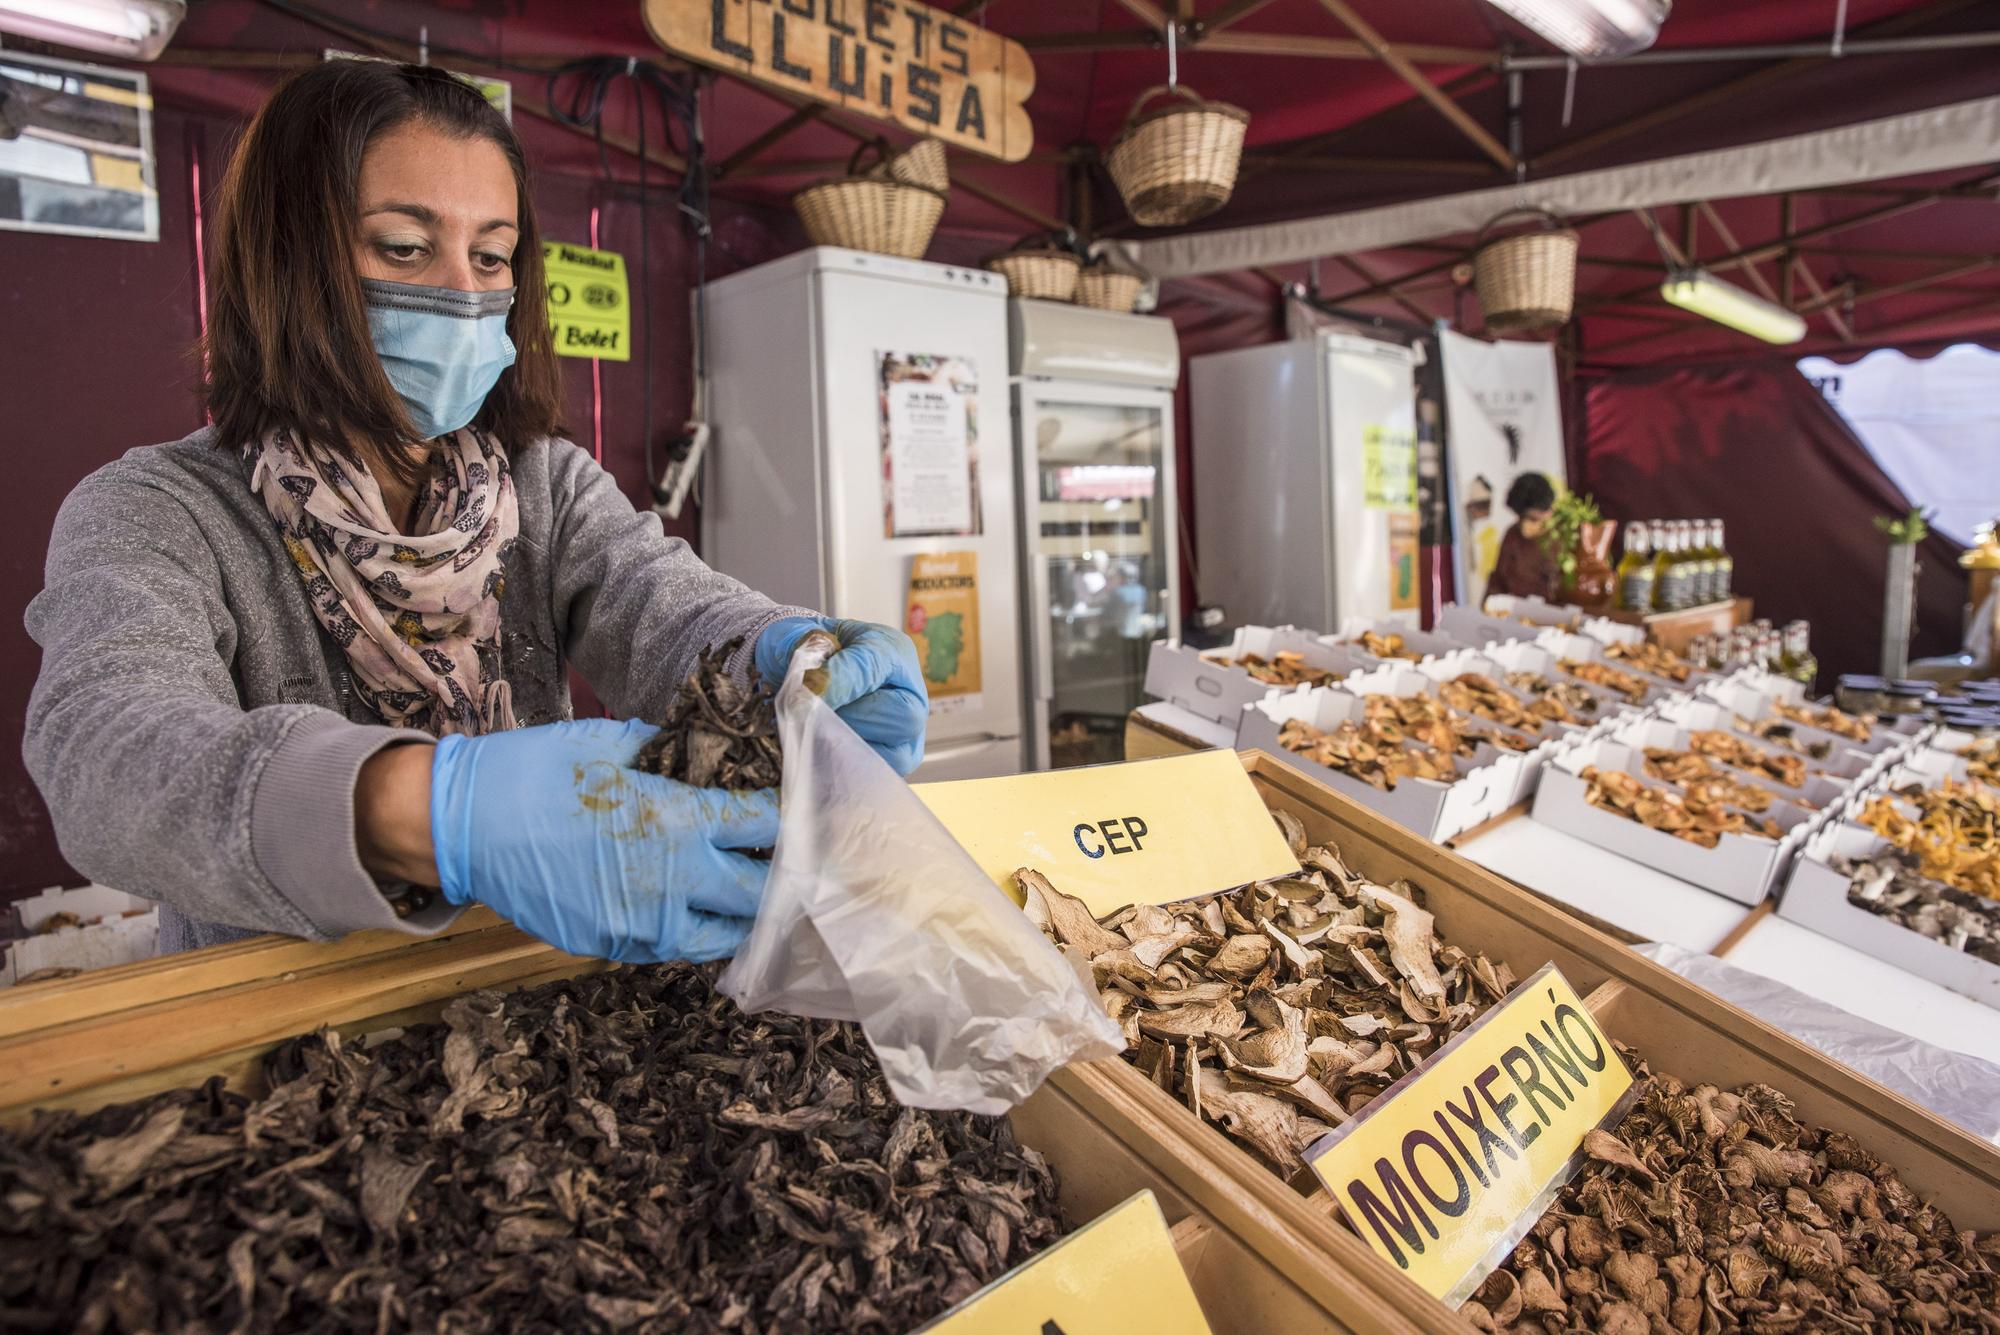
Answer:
[1857,779,1999,904]
[1641,750,1805,815]
[1278,717,1459,790]
[1739,715,1835,761]
[1201,650,1343,689]
[1842,846,2000,967]
[1687,729,1809,790]
[1504,671,1606,721]
[1560,658,1653,704]
[0,965,1066,1332]
[1441,673,1564,733]
[1022,821,1516,1179]
[1770,698,1873,744]
[1958,736,1999,787]
[1602,639,1694,683]
[1581,766,1783,849]
[635,635,782,790]
[1467,1058,2000,1335]
[1359,630,1419,661]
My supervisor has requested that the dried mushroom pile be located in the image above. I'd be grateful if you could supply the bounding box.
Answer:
[1960,738,1999,787]
[1857,780,1999,905]
[635,636,782,790]
[1739,716,1835,762]
[1469,1058,2000,1335]
[1604,640,1694,684]
[1279,716,1459,789]
[1770,699,1873,745]
[1561,658,1653,704]
[1020,812,1516,1177]
[1358,630,1419,661]
[1202,649,1341,689]
[1841,844,2000,967]
[1506,672,1607,721]
[1582,768,1783,849]
[0,966,1064,1333]
[1442,672,1573,732]
[1643,750,1806,815]
[1689,731,1809,790]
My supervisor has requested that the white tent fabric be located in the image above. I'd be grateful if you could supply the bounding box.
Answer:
[1124,96,2000,279]
[1798,344,2000,546]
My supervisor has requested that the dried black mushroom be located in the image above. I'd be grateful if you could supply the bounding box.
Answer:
[635,636,782,791]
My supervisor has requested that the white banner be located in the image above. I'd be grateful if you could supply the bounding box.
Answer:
[1439,329,1566,604]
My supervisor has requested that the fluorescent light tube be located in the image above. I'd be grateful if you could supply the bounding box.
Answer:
[1483,0,1670,61]
[1660,269,1808,345]
[0,0,184,60]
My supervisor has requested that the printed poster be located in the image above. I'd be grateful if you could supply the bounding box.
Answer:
[1438,328,1566,602]
[906,551,981,715]
[0,51,157,242]
[542,242,631,361]
[881,352,981,538]
[1363,423,1417,510]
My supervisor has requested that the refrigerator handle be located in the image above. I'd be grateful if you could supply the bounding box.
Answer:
[1029,542,1055,702]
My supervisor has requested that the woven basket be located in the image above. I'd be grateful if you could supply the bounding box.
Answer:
[988,244,1082,301]
[793,143,946,260]
[1105,84,1250,227]
[885,138,948,192]
[1075,265,1144,312]
[1471,207,1580,334]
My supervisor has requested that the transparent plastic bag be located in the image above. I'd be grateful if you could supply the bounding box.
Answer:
[718,633,1123,1115]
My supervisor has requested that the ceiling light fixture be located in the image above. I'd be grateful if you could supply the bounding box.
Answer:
[0,0,185,61]
[1482,0,1671,62]
[1660,269,1807,345]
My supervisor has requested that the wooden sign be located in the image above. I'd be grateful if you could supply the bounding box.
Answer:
[644,0,1034,163]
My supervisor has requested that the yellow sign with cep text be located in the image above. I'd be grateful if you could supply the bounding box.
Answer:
[914,751,1299,916]
[1305,964,1635,1305]
[915,1191,1212,1335]
[543,242,631,361]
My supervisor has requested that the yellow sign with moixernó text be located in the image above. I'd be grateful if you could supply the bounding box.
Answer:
[914,751,1299,915]
[543,242,631,361]
[915,1191,1211,1335]
[1305,964,1636,1305]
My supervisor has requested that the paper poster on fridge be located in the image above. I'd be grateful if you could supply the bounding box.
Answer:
[1439,329,1566,602]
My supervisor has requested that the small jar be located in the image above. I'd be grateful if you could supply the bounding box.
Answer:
[1836,674,1888,716]
[1880,681,1934,716]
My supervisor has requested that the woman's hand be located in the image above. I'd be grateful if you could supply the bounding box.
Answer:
[756,616,929,774]
[425,718,778,962]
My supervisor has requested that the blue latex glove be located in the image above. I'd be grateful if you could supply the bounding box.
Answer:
[430,718,778,963]
[755,615,928,774]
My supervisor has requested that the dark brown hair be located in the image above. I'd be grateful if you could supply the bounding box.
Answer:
[203,60,561,478]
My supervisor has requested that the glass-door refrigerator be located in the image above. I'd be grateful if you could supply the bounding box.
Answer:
[1009,300,1181,770]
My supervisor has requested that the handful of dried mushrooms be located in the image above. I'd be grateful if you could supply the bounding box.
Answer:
[635,636,782,790]
[1857,780,1999,904]
[1561,659,1653,704]
[1842,846,2000,966]
[1469,1059,2000,1335]
[0,966,1065,1333]
[1603,639,1694,684]
[1582,767,1783,849]
[1019,811,1515,1178]
[1771,698,1873,744]
[1688,730,1810,790]
[1201,649,1342,689]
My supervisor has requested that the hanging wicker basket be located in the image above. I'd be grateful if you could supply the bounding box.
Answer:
[884,138,949,192]
[1105,84,1249,228]
[1471,207,1580,334]
[987,237,1082,302]
[1074,264,1144,312]
[793,142,946,260]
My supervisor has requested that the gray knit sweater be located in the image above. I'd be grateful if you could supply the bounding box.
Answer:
[24,428,802,953]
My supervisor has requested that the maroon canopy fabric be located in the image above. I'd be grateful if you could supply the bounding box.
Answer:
[1576,364,1967,682]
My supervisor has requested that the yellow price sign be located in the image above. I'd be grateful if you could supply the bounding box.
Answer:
[916,1191,1212,1334]
[543,242,631,361]
[914,751,1299,916]
[1305,964,1635,1304]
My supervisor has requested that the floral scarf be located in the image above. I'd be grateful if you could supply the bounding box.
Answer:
[248,428,520,737]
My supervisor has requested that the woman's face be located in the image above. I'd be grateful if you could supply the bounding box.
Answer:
[354,121,518,293]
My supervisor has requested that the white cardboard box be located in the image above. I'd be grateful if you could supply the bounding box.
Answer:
[1324,617,1474,665]
[1481,594,1585,632]
[1237,667,1551,841]
[1607,715,1853,813]
[1142,627,1372,727]
[1701,675,1908,758]
[1471,638,1643,726]
[1435,602,1545,647]
[3,884,158,988]
[1531,737,1817,906]
[1535,631,1690,708]
[1654,695,1880,782]
[1779,823,2000,1010]
[1575,614,1646,648]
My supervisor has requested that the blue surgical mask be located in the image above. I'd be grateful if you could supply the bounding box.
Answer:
[361,277,517,441]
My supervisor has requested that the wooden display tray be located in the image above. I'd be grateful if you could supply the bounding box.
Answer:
[3,754,1995,1333]
[1600,595,1752,655]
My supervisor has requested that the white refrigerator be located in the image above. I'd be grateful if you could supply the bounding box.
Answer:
[703,247,1023,780]
[1189,332,1420,633]
[1010,299,1181,770]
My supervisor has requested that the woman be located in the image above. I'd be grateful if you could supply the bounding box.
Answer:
[23,61,926,964]
[1484,471,1560,604]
